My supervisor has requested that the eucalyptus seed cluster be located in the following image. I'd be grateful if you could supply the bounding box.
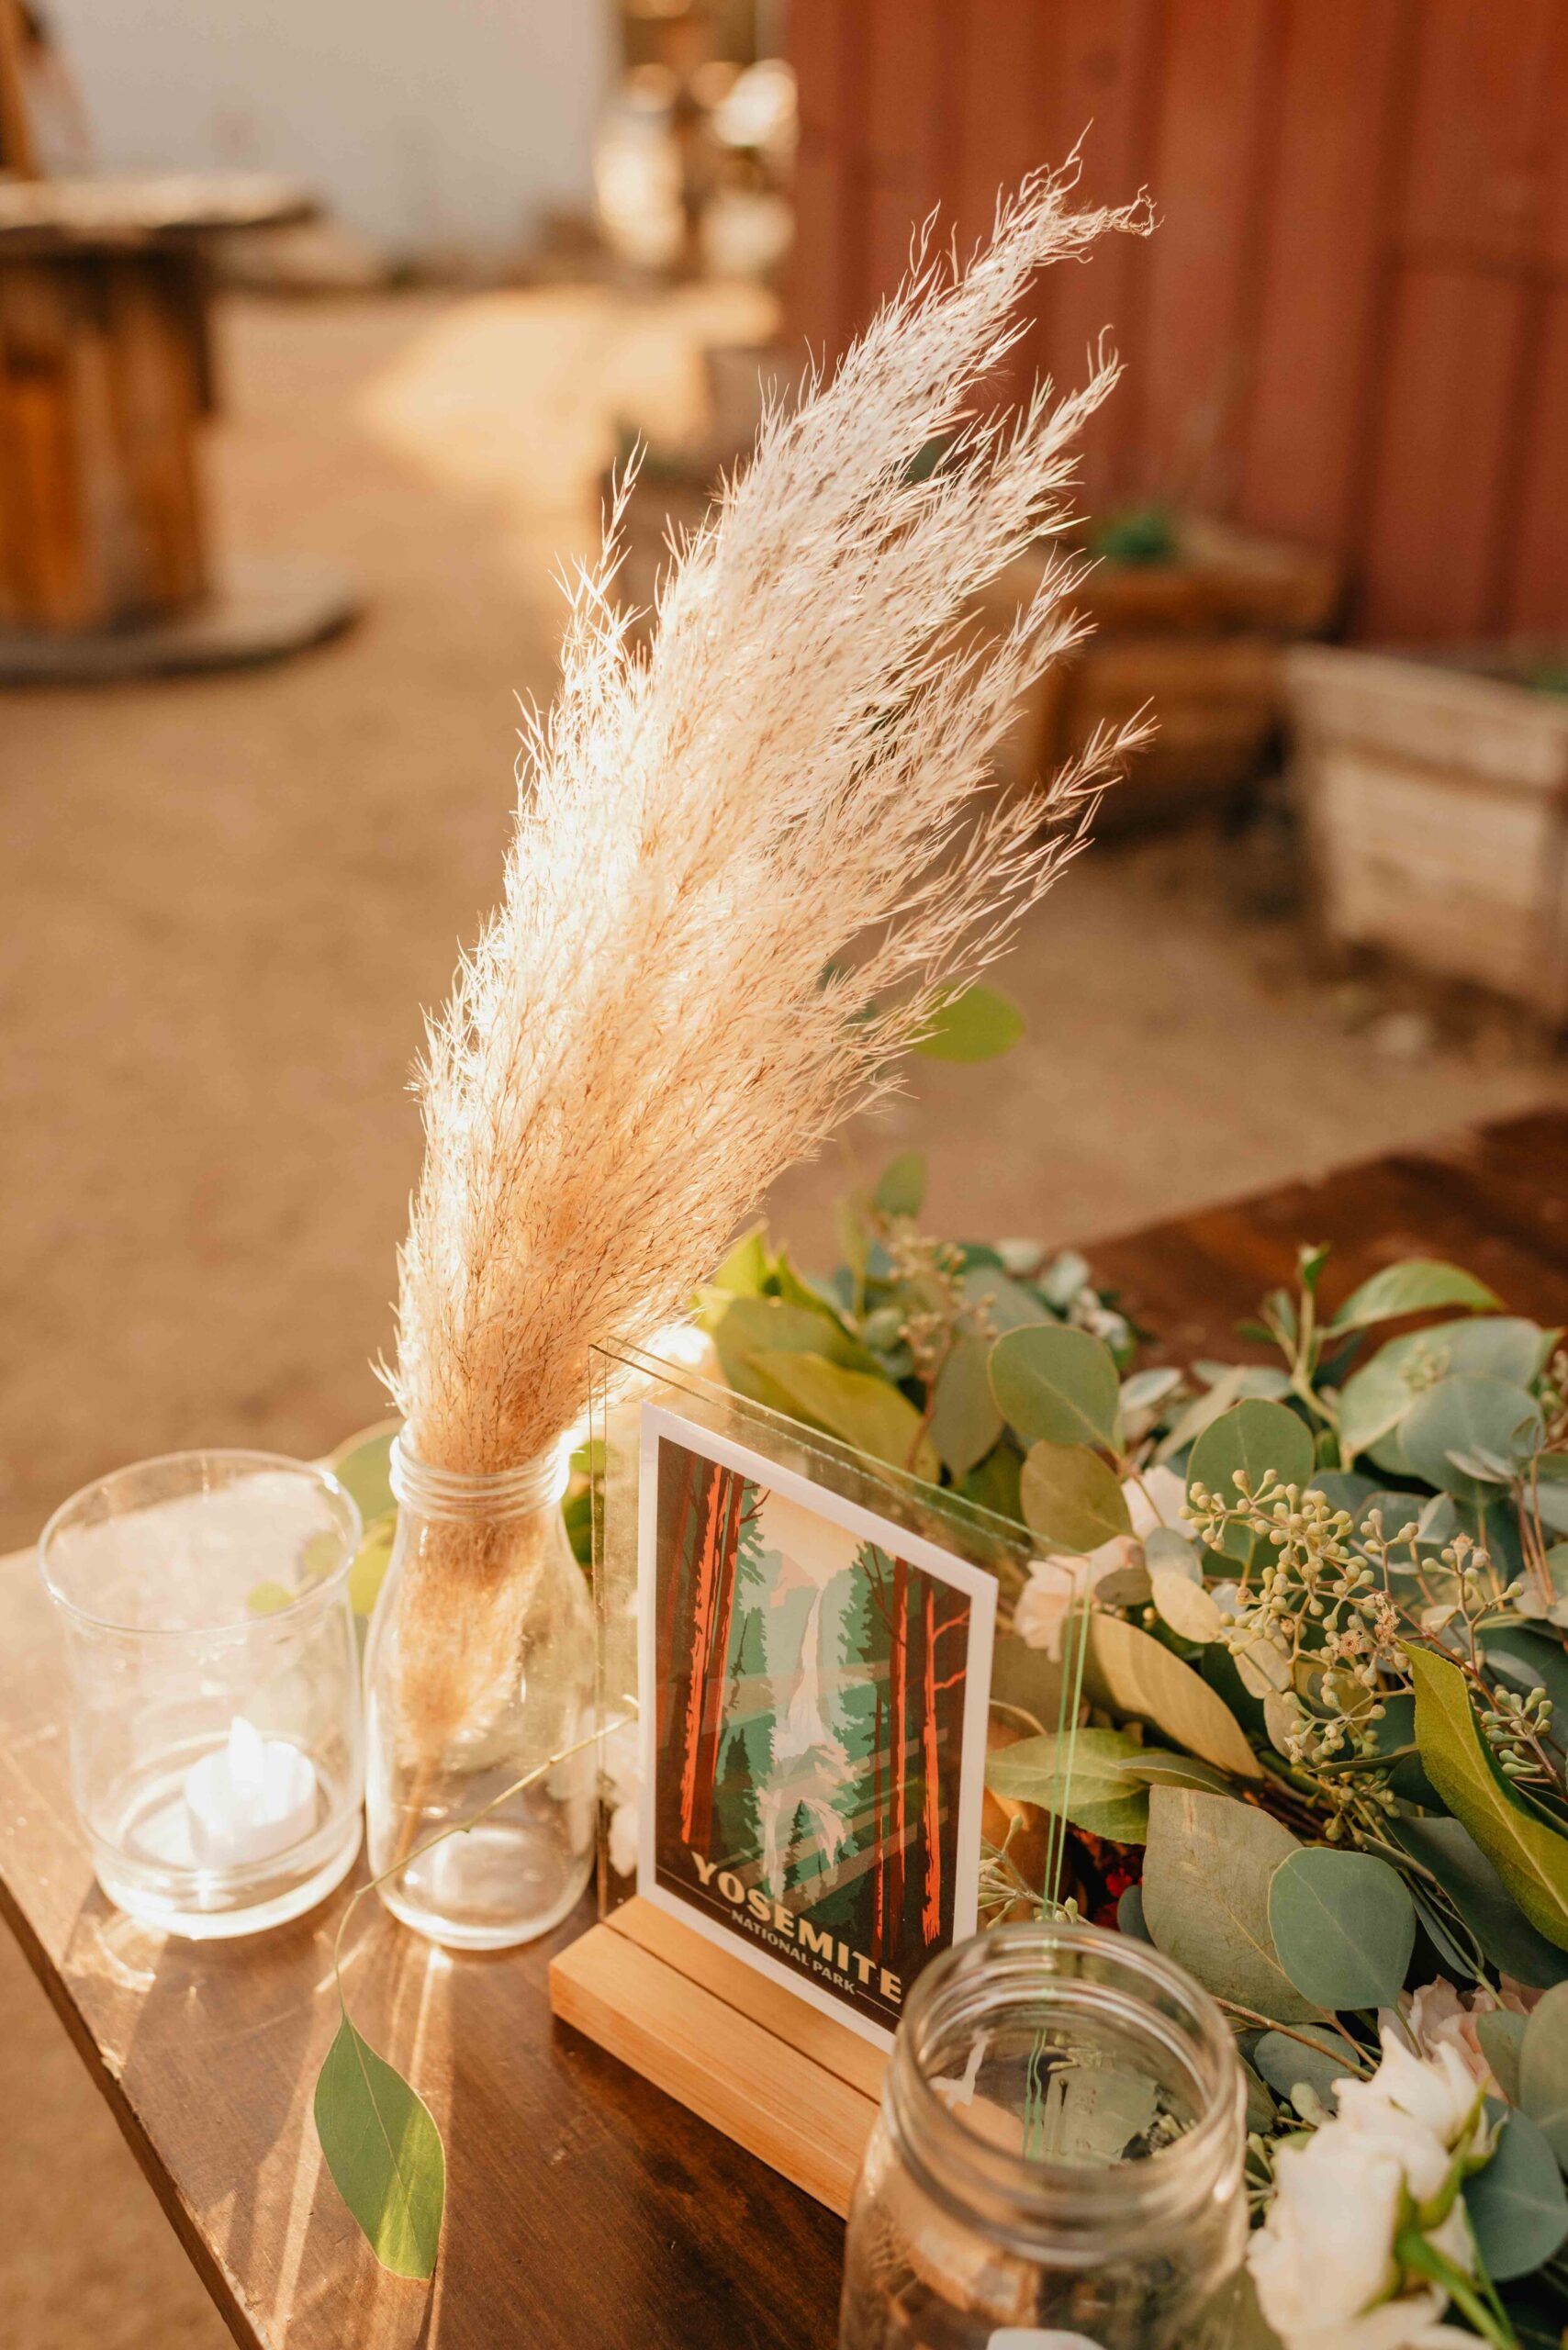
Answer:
[881,1219,994,1386]
[1184,1474,1406,1817]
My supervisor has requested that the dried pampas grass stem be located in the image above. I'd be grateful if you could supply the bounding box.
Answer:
[390,162,1152,1479]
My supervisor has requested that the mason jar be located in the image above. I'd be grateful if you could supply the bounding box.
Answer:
[840,1919,1247,2350]
[363,1435,596,1949]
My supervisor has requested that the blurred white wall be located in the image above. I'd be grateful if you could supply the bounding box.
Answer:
[49,0,612,261]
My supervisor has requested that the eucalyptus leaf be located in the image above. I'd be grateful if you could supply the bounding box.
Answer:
[986,1727,1150,1842]
[749,1348,940,1483]
[1140,1785,1316,2020]
[1519,1982,1568,2165]
[710,1223,769,1296]
[1328,1259,1502,1332]
[1186,1401,1315,1566]
[1463,2102,1568,2278]
[872,1151,926,1218]
[959,1441,1024,1525]
[987,1631,1064,1731]
[960,1260,1053,1334]
[1077,1613,1262,1780]
[1408,1646,1568,1952]
[991,1324,1122,1449]
[1150,1571,1223,1645]
[349,1511,398,1620]
[1019,1441,1131,1553]
[713,1292,879,1408]
[1402,1377,1543,1507]
[928,1330,1005,1481]
[1144,1527,1202,1579]
[1117,1883,1150,1942]
[328,1423,398,1526]
[1117,1749,1238,1795]
[1251,2025,1353,2113]
[1121,1366,1184,1416]
[1267,1848,1417,2010]
[314,2014,445,2279]
[913,982,1025,1061]
[1338,1318,1545,1466]
[1478,2009,1529,2107]
[1393,1815,1568,1992]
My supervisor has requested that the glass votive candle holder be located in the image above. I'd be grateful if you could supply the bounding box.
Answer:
[839,1919,1248,2350]
[39,1449,365,1939]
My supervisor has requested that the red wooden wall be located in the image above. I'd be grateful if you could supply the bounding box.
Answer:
[786,0,1568,642]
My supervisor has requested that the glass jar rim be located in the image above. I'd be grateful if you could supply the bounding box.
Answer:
[38,1449,362,1636]
[889,1919,1244,2251]
[390,1432,569,1518]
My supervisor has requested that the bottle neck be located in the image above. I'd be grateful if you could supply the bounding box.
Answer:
[886,1919,1243,2261]
[389,1434,568,1522]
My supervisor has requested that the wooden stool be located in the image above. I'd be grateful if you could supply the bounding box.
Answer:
[0,173,360,676]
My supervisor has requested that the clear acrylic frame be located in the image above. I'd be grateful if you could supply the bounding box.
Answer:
[588,1332,1037,1943]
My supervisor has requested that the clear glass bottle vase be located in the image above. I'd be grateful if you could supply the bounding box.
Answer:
[363,1435,597,1950]
[839,1919,1248,2350]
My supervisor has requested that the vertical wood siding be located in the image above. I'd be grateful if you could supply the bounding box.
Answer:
[783,0,1568,642]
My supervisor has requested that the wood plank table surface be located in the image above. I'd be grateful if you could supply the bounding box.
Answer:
[6,1106,1568,2350]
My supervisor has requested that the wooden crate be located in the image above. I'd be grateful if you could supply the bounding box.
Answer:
[1288,645,1568,1019]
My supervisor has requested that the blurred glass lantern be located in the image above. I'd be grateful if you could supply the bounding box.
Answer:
[39,1451,364,1939]
[839,1920,1247,2350]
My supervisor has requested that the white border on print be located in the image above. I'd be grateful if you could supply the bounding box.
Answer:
[635,1399,998,2052]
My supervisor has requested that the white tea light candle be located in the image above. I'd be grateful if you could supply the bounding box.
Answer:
[39,1449,364,1938]
[185,1715,318,1868]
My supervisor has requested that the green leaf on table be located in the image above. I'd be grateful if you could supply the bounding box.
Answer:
[928,1330,1004,1481]
[913,982,1025,1062]
[1079,1614,1262,1779]
[1187,1401,1316,1566]
[1519,1982,1568,2165]
[328,1422,398,1526]
[1393,1815,1568,1992]
[1408,1646,1568,1952]
[1328,1259,1503,1333]
[1140,1785,1316,2020]
[1267,1848,1417,2010]
[349,1511,398,1619]
[749,1349,939,1483]
[314,2014,445,2279]
[1251,2025,1351,2113]
[991,1324,1121,1449]
[1479,2010,1529,2106]
[985,1727,1150,1842]
[1019,1441,1130,1554]
[1401,1377,1543,1507]
[1463,2103,1568,2278]
[1338,1318,1547,1466]
[872,1152,927,1218]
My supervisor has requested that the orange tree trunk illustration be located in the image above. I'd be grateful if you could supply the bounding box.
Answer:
[656,1447,702,1748]
[689,1472,745,1854]
[921,1581,942,1943]
[890,1556,910,1944]
[678,1465,732,1844]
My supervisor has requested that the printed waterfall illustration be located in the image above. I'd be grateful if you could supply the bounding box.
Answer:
[650,1426,975,2034]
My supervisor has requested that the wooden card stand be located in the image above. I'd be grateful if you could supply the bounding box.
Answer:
[549,1897,885,2217]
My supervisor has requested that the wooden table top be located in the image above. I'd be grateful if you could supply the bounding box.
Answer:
[0,173,314,255]
[6,1106,1568,2350]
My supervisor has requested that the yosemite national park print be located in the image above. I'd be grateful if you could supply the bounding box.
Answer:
[637,1407,995,2042]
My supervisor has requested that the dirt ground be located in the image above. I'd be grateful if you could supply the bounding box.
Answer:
[3,282,1565,2348]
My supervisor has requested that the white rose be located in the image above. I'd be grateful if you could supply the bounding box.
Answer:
[1249,2130,1404,2338]
[1336,2027,1488,2178]
[1013,1468,1187,1656]
[1404,1976,1529,2099]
